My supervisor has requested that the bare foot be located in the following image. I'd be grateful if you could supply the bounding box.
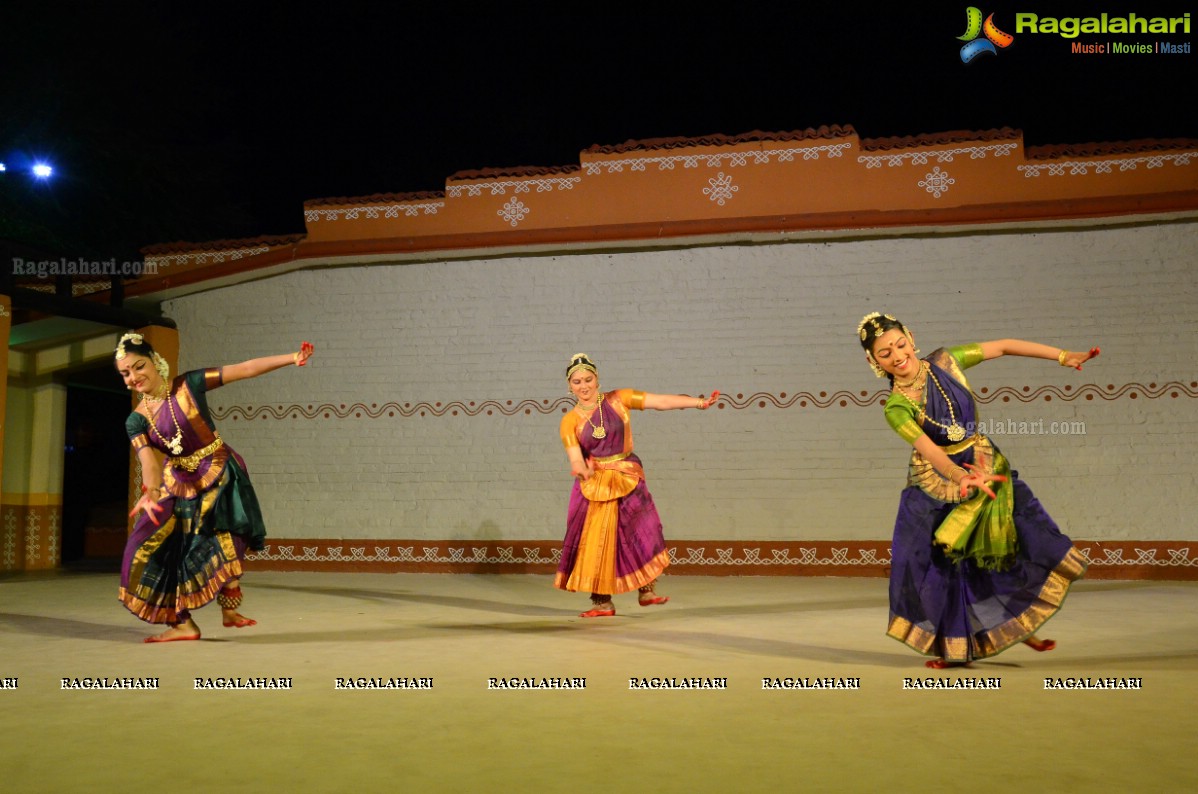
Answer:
[580,601,615,618]
[145,619,201,643]
[221,609,257,628]
[1023,635,1056,652]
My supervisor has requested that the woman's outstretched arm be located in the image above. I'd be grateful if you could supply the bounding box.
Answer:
[221,342,314,384]
[977,340,1099,370]
[641,390,720,411]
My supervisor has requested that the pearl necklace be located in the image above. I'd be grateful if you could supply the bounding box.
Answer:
[894,362,966,443]
[142,388,185,456]
[923,368,967,442]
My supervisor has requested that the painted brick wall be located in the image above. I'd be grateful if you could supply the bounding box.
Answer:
[163,221,1198,546]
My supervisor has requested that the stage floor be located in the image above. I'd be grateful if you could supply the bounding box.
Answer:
[1,571,1195,792]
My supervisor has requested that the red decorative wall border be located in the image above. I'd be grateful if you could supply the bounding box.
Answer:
[212,381,1198,421]
[243,539,1198,581]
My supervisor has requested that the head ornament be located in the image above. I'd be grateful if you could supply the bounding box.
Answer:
[566,353,597,380]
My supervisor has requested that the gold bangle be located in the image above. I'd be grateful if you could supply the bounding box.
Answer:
[293,351,300,365]
[696,398,703,409]
[1057,349,1068,366]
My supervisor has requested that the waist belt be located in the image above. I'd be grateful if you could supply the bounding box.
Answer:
[591,450,631,464]
[170,432,224,472]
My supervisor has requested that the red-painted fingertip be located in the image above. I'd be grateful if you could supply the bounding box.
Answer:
[1090,346,1100,357]
[710,389,720,401]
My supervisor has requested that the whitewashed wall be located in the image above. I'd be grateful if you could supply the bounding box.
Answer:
[163,221,1198,543]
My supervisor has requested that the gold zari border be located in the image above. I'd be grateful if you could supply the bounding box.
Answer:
[888,545,1088,662]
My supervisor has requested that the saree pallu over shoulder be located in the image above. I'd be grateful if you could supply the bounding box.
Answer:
[162,370,228,498]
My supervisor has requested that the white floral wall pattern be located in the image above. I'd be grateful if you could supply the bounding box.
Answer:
[498,196,531,227]
[919,166,956,198]
[703,172,739,206]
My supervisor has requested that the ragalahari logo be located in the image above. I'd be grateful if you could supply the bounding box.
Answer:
[958,7,1015,62]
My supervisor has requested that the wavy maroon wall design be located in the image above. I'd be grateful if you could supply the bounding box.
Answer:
[212,381,1198,421]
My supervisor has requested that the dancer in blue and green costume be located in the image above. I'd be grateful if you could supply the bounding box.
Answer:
[859,312,1099,668]
[116,332,314,643]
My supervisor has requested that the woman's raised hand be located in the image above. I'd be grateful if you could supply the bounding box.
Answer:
[295,341,315,367]
[697,389,721,410]
[1061,347,1099,371]
[961,462,1008,500]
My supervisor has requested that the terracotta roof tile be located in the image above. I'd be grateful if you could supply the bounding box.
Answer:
[1025,137,1198,160]
[858,128,1023,152]
[303,191,445,208]
[447,164,582,181]
[584,126,858,155]
[140,234,305,256]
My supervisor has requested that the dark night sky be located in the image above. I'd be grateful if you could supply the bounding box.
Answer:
[2,2,1196,262]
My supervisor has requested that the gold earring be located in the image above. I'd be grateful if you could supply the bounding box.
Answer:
[866,353,885,378]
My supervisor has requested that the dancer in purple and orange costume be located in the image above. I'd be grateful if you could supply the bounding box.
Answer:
[859,312,1099,668]
[555,353,719,618]
[115,332,314,643]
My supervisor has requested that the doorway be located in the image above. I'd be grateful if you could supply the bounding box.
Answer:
[62,364,130,571]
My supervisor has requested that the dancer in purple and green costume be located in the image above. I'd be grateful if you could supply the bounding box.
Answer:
[115,332,314,643]
[556,353,719,618]
[859,312,1099,668]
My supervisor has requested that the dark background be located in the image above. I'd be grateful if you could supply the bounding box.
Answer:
[3,2,1196,262]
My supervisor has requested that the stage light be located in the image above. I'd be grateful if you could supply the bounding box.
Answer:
[0,162,7,172]
[32,162,53,179]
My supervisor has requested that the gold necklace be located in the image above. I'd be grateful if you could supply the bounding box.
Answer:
[144,391,185,455]
[581,393,607,439]
[141,382,169,402]
[922,367,967,442]
[893,361,928,403]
